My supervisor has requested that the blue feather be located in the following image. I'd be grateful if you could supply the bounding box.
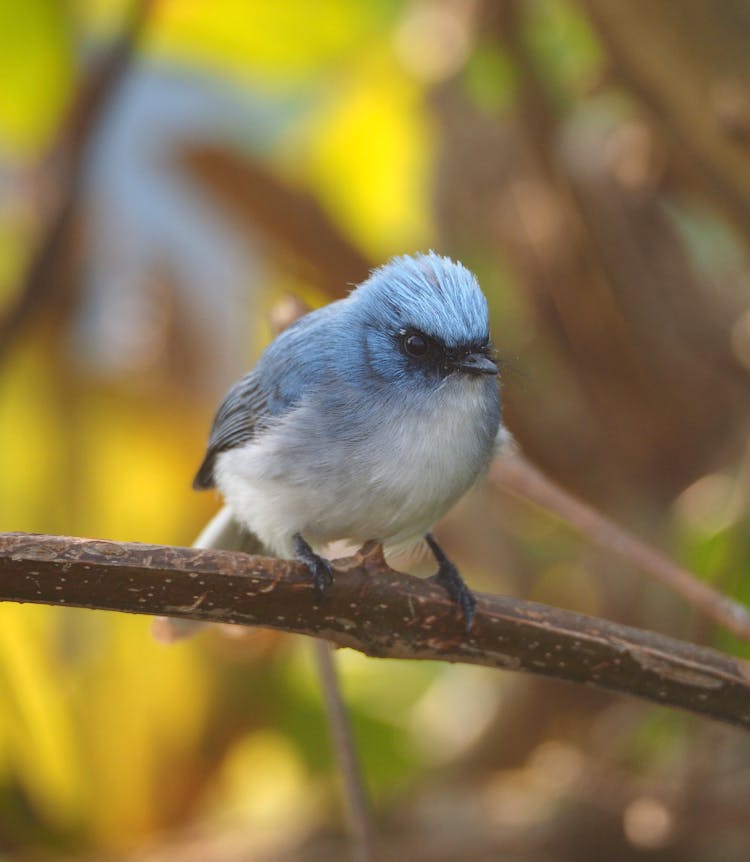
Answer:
[195,251,499,495]
[352,251,489,348]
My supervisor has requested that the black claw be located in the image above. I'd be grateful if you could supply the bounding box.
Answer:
[425,533,477,633]
[293,533,334,598]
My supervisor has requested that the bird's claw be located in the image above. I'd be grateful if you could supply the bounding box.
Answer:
[430,561,477,633]
[424,533,477,633]
[293,532,334,599]
[308,555,334,597]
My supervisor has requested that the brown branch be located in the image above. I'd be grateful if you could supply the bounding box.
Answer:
[178,143,372,296]
[2,532,749,730]
[491,453,750,640]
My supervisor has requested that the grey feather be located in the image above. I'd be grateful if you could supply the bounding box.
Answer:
[193,373,269,489]
[193,303,339,490]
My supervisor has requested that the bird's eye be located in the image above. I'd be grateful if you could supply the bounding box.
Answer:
[402,331,430,358]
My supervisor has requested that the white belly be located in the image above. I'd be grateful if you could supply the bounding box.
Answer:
[215,377,498,557]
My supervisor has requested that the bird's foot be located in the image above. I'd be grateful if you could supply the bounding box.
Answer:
[425,533,477,633]
[293,533,334,598]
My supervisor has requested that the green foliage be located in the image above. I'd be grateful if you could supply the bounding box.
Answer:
[523,0,603,105]
[0,1,74,155]
[462,43,517,116]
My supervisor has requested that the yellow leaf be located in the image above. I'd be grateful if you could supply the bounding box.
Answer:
[0,2,74,155]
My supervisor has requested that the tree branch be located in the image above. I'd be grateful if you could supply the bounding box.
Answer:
[178,144,372,297]
[2,532,749,730]
[491,452,750,640]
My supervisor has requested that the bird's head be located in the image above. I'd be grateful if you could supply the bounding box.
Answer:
[348,252,498,391]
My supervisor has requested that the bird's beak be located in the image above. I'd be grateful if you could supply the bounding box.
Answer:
[452,351,499,376]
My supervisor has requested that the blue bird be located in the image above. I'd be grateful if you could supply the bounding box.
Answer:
[193,252,504,629]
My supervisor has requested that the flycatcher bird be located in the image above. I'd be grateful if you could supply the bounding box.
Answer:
[193,252,504,629]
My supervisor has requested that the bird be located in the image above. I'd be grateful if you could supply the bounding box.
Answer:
[192,252,504,630]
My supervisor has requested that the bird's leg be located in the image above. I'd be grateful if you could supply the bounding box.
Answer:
[293,533,334,597]
[424,533,477,632]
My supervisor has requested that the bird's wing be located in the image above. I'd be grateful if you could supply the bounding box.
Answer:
[192,304,337,490]
[192,371,270,489]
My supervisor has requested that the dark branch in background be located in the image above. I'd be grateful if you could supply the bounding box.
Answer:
[0,0,155,359]
[2,532,749,731]
[179,144,372,296]
[582,0,750,238]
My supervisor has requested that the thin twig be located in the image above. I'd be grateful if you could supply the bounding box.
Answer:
[2,532,749,730]
[491,452,750,640]
[312,640,375,862]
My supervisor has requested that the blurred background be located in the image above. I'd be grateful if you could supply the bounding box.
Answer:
[2,0,750,859]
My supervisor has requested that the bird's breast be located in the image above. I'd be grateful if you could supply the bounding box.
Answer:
[215,375,500,552]
[358,377,500,530]
[384,378,496,466]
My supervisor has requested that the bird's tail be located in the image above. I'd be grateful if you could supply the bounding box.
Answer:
[152,506,263,643]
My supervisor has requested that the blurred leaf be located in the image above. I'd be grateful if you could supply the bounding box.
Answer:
[286,54,433,257]
[0,1,74,155]
[71,0,140,37]
[283,647,439,792]
[80,614,212,844]
[462,42,518,116]
[0,607,84,826]
[663,200,749,284]
[204,729,315,836]
[149,0,398,89]
[78,395,209,544]
[524,0,602,103]
[625,709,690,772]
[0,343,69,533]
